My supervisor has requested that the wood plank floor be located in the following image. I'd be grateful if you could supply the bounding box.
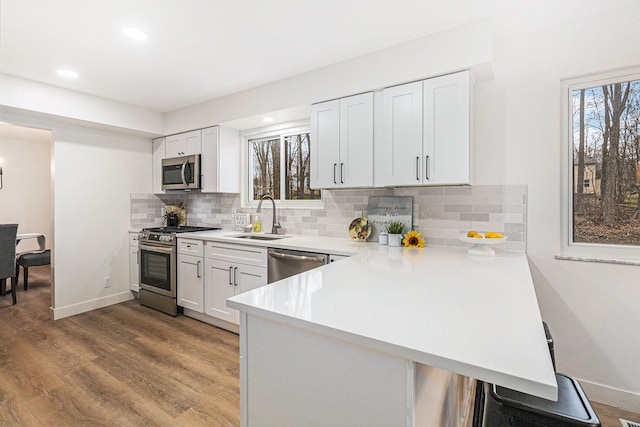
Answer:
[1,266,638,426]
[0,266,240,426]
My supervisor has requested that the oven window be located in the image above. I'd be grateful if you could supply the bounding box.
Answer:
[140,250,171,291]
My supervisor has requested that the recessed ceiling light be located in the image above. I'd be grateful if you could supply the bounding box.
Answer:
[56,69,79,79]
[122,27,148,41]
[263,117,274,123]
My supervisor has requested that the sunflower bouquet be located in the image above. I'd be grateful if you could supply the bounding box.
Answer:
[402,230,425,248]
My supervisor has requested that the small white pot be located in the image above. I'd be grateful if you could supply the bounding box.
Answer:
[388,234,403,247]
[378,232,388,245]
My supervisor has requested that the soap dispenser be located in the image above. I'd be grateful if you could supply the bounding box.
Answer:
[253,215,261,232]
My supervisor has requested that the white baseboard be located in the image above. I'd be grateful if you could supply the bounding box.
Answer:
[576,376,640,413]
[50,291,134,320]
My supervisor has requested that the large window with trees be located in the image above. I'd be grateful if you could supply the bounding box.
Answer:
[563,68,640,261]
[248,127,322,207]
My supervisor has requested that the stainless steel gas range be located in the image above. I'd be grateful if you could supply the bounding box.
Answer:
[138,226,219,316]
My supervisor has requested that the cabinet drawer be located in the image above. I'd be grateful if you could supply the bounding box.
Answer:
[178,238,204,256]
[129,232,139,247]
[206,241,267,267]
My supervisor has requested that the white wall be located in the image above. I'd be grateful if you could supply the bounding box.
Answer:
[481,4,640,411]
[0,124,53,252]
[0,73,164,135]
[163,19,494,135]
[51,126,152,318]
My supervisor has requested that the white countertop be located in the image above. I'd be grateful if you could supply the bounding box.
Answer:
[183,230,558,400]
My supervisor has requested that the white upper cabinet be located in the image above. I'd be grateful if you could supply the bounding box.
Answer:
[380,81,424,186]
[201,126,240,193]
[379,70,471,187]
[310,99,340,189]
[311,92,374,189]
[165,130,202,158]
[423,70,470,185]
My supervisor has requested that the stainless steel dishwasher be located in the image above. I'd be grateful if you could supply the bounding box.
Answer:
[267,248,329,283]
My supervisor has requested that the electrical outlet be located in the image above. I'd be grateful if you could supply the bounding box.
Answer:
[355,211,363,218]
[104,277,111,288]
[232,208,237,215]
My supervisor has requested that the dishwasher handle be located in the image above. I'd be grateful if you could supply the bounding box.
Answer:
[269,251,327,263]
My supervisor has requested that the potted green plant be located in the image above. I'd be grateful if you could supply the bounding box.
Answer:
[386,221,405,247]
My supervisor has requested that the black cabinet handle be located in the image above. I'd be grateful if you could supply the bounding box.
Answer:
[425,155,430,180]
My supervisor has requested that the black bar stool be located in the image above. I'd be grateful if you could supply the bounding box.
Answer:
[473,322,600,427]
[478,374,600,426]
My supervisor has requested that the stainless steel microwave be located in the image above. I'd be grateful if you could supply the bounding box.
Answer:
[162,155,200,191]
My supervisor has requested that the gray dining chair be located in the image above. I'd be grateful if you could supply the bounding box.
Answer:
[0,224,19,305]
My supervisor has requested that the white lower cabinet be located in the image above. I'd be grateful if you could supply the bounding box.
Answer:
[177,238,205,312]
[204,242,267,325]
[128,232,139,292]
[177,254,204,312]
[204,259,266,323]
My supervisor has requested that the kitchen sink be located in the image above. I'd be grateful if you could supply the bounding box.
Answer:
[229,234,291,241]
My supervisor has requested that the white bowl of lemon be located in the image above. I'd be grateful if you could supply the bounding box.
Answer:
[459,231,507,256]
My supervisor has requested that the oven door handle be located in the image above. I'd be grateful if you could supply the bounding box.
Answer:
[139,242,175,255]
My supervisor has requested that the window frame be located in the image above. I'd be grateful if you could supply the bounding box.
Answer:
[560,66,640,263]
[243,123,323,210]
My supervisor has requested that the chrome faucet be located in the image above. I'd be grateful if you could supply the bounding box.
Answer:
[256,194,282,235]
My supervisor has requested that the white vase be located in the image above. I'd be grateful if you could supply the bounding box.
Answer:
[378,232,388,245]
[388,234,403,247]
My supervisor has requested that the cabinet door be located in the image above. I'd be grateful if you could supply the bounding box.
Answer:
[234,264,268,323]
[423,71,470,185]
[129,245,139,292]
[204,259,236,323]
[152,137,165,194]
[177,254,204,312]
[201,126,219,192]
[340,92,374,188]
[310,99,340,189]
[380,81,424,186]
[165,130,202,157]
[201,126,240,193]
[165,134,185,158]
[183,130,202,156]
[236,264,267,294]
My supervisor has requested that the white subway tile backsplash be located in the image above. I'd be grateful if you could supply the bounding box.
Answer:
[130,185,527,252]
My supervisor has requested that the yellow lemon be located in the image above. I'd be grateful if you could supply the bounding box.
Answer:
[467,230,478,237]
[485,232,504,238]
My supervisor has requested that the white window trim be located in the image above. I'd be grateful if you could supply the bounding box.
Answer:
[241,121,324,209]
[559,66,640,264]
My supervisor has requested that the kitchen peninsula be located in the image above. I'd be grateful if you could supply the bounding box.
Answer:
[184,231,557,426]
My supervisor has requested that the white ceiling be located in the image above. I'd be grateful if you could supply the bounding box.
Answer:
[0,0,629,116]
[0,0,492,113]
